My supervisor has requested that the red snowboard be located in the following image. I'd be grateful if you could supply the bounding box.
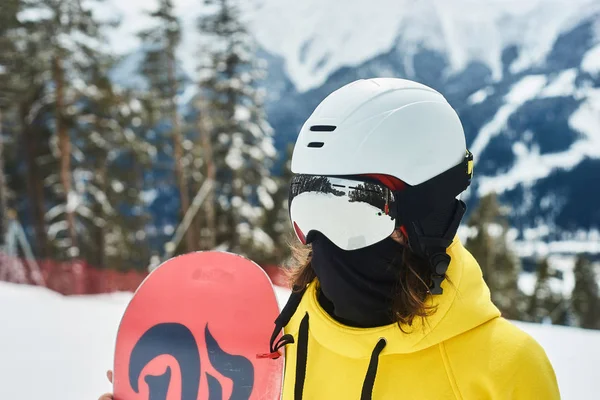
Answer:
[113,251,284,400]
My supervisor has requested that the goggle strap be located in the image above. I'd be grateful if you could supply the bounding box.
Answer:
[394,151,473,224]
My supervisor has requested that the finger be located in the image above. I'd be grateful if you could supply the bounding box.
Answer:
[107,369,113,384]
[98,393,113,400]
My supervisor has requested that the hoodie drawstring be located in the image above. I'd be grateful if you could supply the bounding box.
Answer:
[259,287,306,360]
[361,338,387,400]
[293,313,386,400]
[263,287,388,399]
[294,313,310,400]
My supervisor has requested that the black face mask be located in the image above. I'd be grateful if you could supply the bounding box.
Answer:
[310,232,404,328]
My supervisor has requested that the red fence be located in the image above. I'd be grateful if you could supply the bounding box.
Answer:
[0,253,148,295]
[42,260,149,295]
[0,252,289,296]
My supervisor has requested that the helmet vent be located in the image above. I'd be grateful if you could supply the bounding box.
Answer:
[310,125,336,132]
[307,142,324,148]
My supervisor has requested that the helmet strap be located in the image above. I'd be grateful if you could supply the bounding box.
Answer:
[394,151,473,223]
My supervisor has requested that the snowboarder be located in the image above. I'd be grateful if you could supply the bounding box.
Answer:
[99,78,560,399]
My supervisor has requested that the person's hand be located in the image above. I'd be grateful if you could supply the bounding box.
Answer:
[97,370,113,400]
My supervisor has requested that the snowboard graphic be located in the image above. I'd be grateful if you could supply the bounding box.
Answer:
[113,251,284,400]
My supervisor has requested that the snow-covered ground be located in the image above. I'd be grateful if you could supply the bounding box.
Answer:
[0,281,596,399]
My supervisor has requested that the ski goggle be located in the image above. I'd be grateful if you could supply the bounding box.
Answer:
[289,175,398,250]
[288,151,474,251]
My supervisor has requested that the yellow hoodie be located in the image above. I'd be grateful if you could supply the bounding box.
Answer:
[280,239,560,399]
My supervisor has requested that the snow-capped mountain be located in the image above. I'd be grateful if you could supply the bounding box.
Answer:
[246,0,600,257]
[105,0,600,256]
[241,0,598,90]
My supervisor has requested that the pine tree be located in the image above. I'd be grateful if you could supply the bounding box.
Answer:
[138,0,197,253]
[16,0,114,259]
[19,87,55,259]
[0,0,20,108]
[0,0,20,242]
[0,111,7,243]
[572,255,600,329]
[527,258,564,324]
[262,145,295,265]
[2,0,54,258]
[196,0,278,263]
[193,95,216,251]
[2,0,158,275]
[465,193,526,319]
[72,67,154,271]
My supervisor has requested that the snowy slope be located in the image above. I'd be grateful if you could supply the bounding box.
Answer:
[0,282,131,400]
[474,81,600,197]
[0,281,597,399]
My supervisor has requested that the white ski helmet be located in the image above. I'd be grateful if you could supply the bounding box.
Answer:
[289,78,473,294]
[291,78,467,186]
